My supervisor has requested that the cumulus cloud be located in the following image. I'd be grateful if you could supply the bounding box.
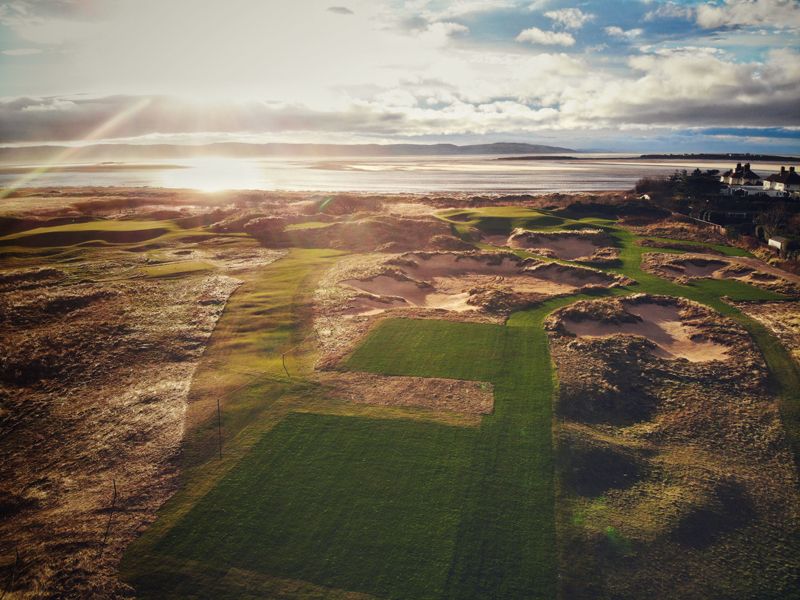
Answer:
[544,7,595,29]
[696,0,800,29]
[516,26,576,46]
[605,26,643,39]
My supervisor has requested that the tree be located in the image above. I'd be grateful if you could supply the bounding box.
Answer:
[755,203,790,238]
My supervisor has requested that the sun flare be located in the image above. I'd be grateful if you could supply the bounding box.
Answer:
[158,157,267,192]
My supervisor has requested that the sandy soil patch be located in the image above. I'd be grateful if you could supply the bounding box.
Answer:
[493,228,619,263]
[560,298,730,362]
[316,371,494,414]
[483,228,619,263]
[384,202,437,217]
[314,252,629,369]
[643,252,800,296]
[341,252,626,318]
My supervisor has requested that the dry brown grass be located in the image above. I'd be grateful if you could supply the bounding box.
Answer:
[547,294,800,599]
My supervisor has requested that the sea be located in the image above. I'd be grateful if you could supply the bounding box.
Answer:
[0,154,795,194]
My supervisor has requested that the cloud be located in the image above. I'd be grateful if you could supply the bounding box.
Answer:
[326,6,354,15]
[0,0,99,44]
[415,0,516,20]
[605,25,643,39]
[527,0,553,11]
[2,48,42,55]
[0,96,409,143]
[3,43,800,146]
[516,26,576,46]
[696,0,800,29]
[1,1,798,147]
[644,2,694,22]
[544,8,595,29]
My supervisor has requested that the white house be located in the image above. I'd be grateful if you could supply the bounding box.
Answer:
[768,236,790,252]
[720,162,761,186]
[763,166,800,193]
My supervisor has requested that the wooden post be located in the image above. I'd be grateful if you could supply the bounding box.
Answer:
[282,352,290,378]
[99,479,117,558]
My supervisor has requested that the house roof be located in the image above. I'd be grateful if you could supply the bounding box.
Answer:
[722,163,760,179]
[766,168,800,185]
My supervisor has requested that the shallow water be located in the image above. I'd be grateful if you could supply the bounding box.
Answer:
[0,154,791,193]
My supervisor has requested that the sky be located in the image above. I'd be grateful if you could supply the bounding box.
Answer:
[0,0,799,152]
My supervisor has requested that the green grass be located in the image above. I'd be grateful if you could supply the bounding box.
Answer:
[639,235,753,257]
[0,217,227,248]
[346,310,564,599]
[140,413,476,600]
[437,207,567,237]
[284,221,334,231]
[0,219,175,238]
[347,319,505,382]
[139,260,215,278]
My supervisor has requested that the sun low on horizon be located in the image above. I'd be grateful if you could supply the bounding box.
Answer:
[2,2,800,600]
[1,0,799,156]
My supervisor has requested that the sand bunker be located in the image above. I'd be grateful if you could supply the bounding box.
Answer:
[661,257,727,278]
[340,252,624,317]
[317,371,494,414]
[560,298,731,362]
[643,253,800,296]
[485,228,618,262]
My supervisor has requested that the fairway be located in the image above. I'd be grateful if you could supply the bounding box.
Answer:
[144,413,477,600]
[348,314,560,599]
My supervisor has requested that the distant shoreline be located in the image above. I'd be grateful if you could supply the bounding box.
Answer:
[497,153,799,162]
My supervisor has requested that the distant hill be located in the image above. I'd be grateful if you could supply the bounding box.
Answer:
[638,153,798,162]
[0,142,576,164]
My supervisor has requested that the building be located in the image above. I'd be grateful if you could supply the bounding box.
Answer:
[763,166,800,193]
[768,236,790,252]
[720,162,761,186]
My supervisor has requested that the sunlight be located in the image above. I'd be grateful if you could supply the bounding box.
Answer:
[157,157,267,192]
